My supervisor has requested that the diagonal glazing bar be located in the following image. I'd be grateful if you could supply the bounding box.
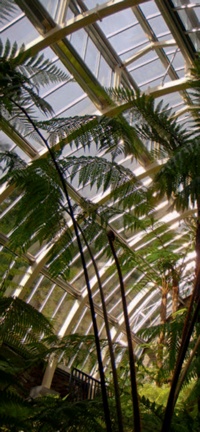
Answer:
[16,0,150,56]
[122,39,177,67]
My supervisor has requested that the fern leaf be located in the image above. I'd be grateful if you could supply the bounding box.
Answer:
[0,297,53,338]
[0,0,17,24]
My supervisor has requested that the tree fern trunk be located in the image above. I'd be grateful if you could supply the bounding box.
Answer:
[12,101,112,432]
[107,231,141,432]
[195,197,200,282]
[172,270,179,315]
[78,223,124,432]
[161,267,200,432]
[195,196,200,413]
[157,279,167,385]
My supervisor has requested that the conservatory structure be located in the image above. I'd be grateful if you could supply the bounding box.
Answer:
[1,0,200,405]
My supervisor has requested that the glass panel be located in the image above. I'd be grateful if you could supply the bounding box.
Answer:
[1,16,39,46]
[128,53,166,87]
[110,25,147,55]
[84,0,106,7]
[140,1,161,17]
[148,15,172,37]
[70,29,88,60]
[99,9,136,35]
[39,0,59,19]
[84,37,100,77]
[189,32,200,50]
[194,6,200,21]
[37,81,85,118]
[59,96,98,117]
[119,41,149,63]
[98,55,112,87]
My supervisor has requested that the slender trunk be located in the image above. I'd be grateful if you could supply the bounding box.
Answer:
[168,268,179,382]
[161,200,200,432]
[195,197,200,281]
[157,279,167,385]
[195,197,200,413]
[172,270,179,315]
[107,231,141,432]
[161,269,200,432]
[173,335,200,404]
[78,224,124,432]
[13,101,112,432]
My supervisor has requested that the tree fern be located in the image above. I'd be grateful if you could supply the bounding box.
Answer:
[0,390,32,430]
[108,87,190,155]
[0,39,69,137]
[0,296,53,339]
[154,137,200,210]
[38,112,149,161]
[61,155,136,192]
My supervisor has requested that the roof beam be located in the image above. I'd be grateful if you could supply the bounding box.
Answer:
[122,39,177,67]
[155,0,196,66]
[17,0,149,56]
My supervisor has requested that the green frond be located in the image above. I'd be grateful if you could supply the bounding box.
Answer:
[44,333,99,368]
[0,0,17,24]
[0,40,68,121]
[0,296,53,339]
[140,394,164,419]
[19,54,69,86]
[38,115,96,145]
[0,250,28,296]
[1,107,46,141]
[0,150,26,181]
[108,87,189,155]
[155,138,200,210]
[61,155,136,193]
[0,39,20,59]
[46,227,75,279]
[1,157,68,250]
[99,115,149,160]
[32,397,106,432]
[187,54,200,107]
[107,86,136,103]
[39,112,149,160]
[0,390,31,429]
[138,310,187,373]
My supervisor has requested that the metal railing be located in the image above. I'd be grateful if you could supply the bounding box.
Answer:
[70,367,101,401]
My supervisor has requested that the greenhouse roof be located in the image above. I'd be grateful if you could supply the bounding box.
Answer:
[0,0,199,372]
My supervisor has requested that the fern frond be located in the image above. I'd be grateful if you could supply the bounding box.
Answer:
[0,40,68,120]
[0,296,53,338]
[108,88,190,154]
[61,155,136,193]
[0,390,31,428]
[0,0,17,24]
[155,137,200,210]
[46,226,75,279]
[0,150,26,180]
[19,54,69,86]
[38,115,96,145]
[39,112,149,160]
